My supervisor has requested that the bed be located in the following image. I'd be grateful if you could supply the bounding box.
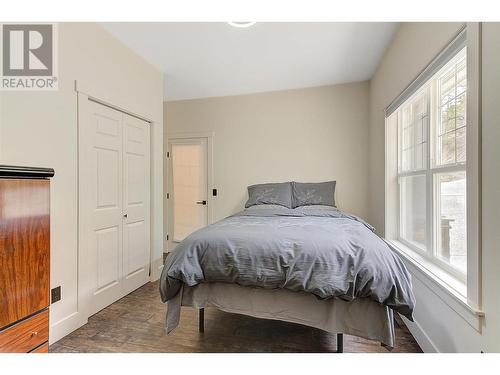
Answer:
[160,182,415,352]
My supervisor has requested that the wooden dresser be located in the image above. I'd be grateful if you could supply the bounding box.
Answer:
[0,165,54,353]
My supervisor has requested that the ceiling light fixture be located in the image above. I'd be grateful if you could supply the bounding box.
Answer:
[228,22,256,28]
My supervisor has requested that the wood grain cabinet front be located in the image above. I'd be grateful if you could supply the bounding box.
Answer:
[0,178,50,328]
[0,310,49,353]
[0,165,54,353]
[31,343,49,353]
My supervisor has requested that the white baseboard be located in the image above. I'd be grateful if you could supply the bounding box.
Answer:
[401,315,439,353]
[49,311,87,345]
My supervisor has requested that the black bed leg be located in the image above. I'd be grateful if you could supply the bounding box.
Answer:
[199,308,205,333]
[337,333,343,353]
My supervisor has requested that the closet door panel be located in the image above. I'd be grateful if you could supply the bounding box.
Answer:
[81,101,124,317]
[122,114,150,294]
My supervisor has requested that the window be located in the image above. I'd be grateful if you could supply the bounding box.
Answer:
[385,25,481,313]
[391,47,467,278]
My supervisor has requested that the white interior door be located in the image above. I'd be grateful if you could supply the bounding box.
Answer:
[122,113,150,295]
[168,138,208,245]
[80,100,150,317]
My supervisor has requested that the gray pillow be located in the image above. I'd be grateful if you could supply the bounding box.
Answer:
[292,181,336,208]
[245,182,293,208]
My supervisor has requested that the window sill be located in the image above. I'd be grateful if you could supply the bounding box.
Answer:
[386,239,484,331]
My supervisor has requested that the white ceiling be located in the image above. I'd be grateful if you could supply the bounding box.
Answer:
[100,22,399,101]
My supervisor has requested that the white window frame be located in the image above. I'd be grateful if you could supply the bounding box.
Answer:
[384,24,482,316]
[395,49,468,282]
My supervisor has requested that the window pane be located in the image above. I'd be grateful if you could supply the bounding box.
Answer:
[439,131,456,165]
[435,49,467,167]
[456,127,466,162]
[440,68,456,105]
[415,143,425,170]
[435,172,467,273]
[440,99,456,132]
[400,175,427,249]
[456,58,467,96]
[398,90,429,172]
[455,93,466,128]
[440,107,456,134]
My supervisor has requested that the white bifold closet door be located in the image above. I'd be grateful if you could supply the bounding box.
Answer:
[80,100,150,317]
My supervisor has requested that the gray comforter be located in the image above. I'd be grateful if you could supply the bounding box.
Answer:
[160,205,415,319]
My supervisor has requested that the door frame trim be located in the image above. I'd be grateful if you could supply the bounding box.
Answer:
[75,80,153,123]
[166,131,215,252]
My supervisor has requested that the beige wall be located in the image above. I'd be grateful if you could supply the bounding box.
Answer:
[0,23,164,343]
[369,22,500,352]
[164,82,370,231]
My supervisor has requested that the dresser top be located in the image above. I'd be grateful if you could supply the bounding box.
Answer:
[0,165,55,179]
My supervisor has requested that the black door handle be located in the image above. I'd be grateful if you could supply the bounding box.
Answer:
[196,200,207,205]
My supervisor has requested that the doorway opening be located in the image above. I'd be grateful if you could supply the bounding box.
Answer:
[166,133,214,253]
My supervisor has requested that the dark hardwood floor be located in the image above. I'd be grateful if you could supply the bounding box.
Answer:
[50,281,422,353]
